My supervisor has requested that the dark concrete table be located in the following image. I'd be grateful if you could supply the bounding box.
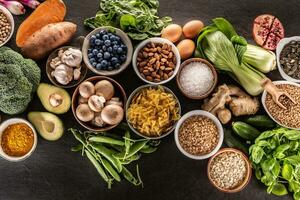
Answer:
[1,0,299,199]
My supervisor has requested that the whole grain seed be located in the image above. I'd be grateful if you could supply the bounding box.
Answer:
[265,84,300,128]
[209,151,247,190]
[137,42,176,82]
[178,115,219,156]
[280,40,300,79]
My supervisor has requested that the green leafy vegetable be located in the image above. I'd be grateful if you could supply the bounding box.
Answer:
[84,0,172,40]
[250,127,300,199]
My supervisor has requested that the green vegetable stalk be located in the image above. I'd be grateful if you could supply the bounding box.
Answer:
[249,128,300,199]
[84,0,172,40]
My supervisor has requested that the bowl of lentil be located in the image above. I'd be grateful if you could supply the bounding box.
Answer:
[0,5,14,47]
[126,85,181,139]
[276,36,300,83]
[262,80,300,130]
[0,118,37,162]
[174,110,223,160]
[132,37,181,85]
[207,148,252,193]
[176,58,218,99]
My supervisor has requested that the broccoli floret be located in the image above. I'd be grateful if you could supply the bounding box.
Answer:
[0,47,41,115]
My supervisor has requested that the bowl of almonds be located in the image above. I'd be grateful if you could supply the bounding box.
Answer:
[132,37,181,85]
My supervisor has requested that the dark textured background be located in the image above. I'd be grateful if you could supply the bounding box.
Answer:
[1,0,299,199]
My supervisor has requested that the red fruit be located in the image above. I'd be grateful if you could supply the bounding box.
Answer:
[252,14,285,50]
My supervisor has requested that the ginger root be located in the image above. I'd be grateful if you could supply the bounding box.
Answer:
[202,84,259,124]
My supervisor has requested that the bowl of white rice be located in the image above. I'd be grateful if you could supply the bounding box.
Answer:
[176,58,218,99]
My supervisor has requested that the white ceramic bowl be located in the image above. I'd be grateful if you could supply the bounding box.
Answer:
[0,118,37,162]
[0,5,14,47]
[261,80,300,130]
[132,37,181,85]
[174,110,224,160]
[276,36,300,83]
[82,26,133,76]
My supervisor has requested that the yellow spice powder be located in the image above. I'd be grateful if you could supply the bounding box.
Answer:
[1,123,34,157]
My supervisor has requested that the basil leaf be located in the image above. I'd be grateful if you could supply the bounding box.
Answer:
[284,130,300,140]
[273,144,290,159]
[271,183,288,196]
[282,163,293,181]
[285,155,300,166]
[251,146,265,164]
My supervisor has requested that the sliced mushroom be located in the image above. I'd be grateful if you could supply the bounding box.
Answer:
[95,80,115,100]
[91,112,106,127]
[73,68,81,80]
[76,104,94,122]
[78,95,88,104]
[50,57,62,69]
[49,93,63,107]
[101,105,124,125]
[88,95,106,112]
[105,97,123,107]
[79,81,95,98]
[61,48,83,67]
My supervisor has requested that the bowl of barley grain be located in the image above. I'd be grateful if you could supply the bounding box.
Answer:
[262,81,300,130]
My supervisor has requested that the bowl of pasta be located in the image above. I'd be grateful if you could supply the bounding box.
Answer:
[126,85,181,139]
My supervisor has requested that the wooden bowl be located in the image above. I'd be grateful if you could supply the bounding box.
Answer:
[207,148,252,193]
[46,46,87,88]
[72,76,127,132]
[82,26,133,76]
[176,58,218,99]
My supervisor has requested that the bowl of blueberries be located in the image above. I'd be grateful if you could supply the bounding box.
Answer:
[82,26,133,76]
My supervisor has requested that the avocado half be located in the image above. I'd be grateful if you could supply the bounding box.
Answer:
[37,83,71,114]
[28,112,64,141]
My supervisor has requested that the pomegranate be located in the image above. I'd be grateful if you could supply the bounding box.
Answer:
[252,14,285,50]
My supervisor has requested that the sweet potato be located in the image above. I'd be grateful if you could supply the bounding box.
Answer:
[21,22,77,60]
[16,0,66,47]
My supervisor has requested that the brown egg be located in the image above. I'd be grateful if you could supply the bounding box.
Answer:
[161,24,182,43]
[183,20,204,39]
[177,39,195,60]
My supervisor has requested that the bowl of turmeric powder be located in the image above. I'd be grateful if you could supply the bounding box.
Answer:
[0,118,37,162]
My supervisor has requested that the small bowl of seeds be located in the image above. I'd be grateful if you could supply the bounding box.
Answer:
[277,36,300,82]
[132,37,181,85]
[262,80,300,130]
[0,5,14,47]
[207,148,252,193]
[174,110,223,160]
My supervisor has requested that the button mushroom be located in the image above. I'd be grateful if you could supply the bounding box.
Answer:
[88,95,106,112]
[78,95,88,104]
[76,104,94,122]
[95,80,115,100]
[91,112,106,127]
[61,48,83,67]
[51,64,73,85]
[50,57,62,69]
[105,97,123,107]
[49,93,63,107]
[101,105,124,125]
[79,81,95,98]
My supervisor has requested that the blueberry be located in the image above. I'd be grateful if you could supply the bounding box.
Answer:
[115,63,121,69]
[110,35,115,40]
[98,58,103,63]
[91,35,96,40]
[88,53,93,59]
[93,49,98,56]
[97,53,103,58]
[120,55,126,62]
[102,34,109,40]
[112,41,118,45]
[107,32,113,37]
[111,57,118,64]
[96,33,100,38]
[117,47,123,54]
[115,35,121,41]
[100,30,107,35]
[104,40,111,46]
[96,63,102,70]
[88,48,92,54]
[107,61,111,67]
[121,44,127,51]
[107,66,113,71]
[89,57,96,63]
[101,60,108,67]
[107,47,112,52]
[95,39,101,45]
[104,52,111,59]
[102,46,107,51]
[92,62,97,67]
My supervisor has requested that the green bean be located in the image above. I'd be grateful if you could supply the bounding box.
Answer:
[121,166,140,186]
[91,143,122,173]
[89,136,125,146]
[115,140,148,159]
[101,158,121,182]
[109,144,124,152]
[71,143,83,152]
[85,150,109,183]
[119,154,141,165]
[140,145,157,153]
